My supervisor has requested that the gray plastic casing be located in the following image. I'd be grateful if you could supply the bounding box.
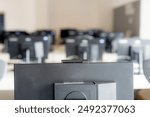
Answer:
[14,62,133,100]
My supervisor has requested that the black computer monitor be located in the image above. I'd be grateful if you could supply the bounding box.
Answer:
[65,35,92,58]
[105,32,124,52]
[117,38,143,74]
[65,36,105,61]
[19,35,51,61]
[60,28,79,44]
[5,31,29,39]
[89,39,105,61]
[31,36,51,59]
[65,38,78,57]
[7,36,21,59]
[83,29,103,38]
[32,30,55,45]
[14,62,134,100]
[5,31,29,58]
[117,38,141,60]
[19,36,35,60]
[77,38,89,61]
[6,34,51,62]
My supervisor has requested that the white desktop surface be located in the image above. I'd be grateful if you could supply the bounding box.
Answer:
[134,74,150,89]
[0,45,150,99]
[0,71,14,90]
[45,45,66,63]
[0,53,10,63]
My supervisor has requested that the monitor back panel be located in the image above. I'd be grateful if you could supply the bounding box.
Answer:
[14,63,133,100]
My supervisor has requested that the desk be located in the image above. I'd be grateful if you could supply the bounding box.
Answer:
[0,45,66,99]
[45,45,66,63]
[0,53,9,63]
[0,45,150,100]
[135,89,150,100]
[134,74,150,89]
[103,53,118,62]
[0,71,14,100]
[0,71,14,90]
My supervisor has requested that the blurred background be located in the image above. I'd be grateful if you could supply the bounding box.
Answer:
[1,0,150,100]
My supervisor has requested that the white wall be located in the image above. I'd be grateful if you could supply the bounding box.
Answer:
[47,0,113,36]
[98,0,113,32]
[36,0,50,30]
[140,0,150,39]
[0,0,114,33]
[113,0,138,8]
[113,0,150,39]
[0,0,37,32]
